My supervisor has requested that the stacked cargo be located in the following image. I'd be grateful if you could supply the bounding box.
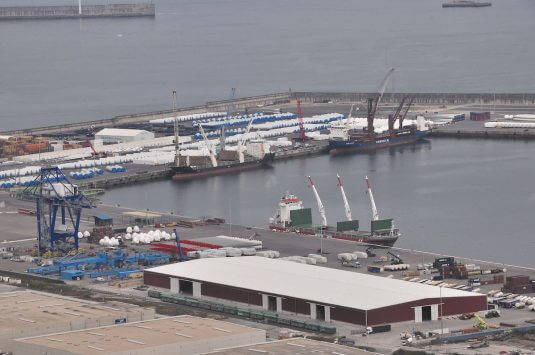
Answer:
[503,276,532,294]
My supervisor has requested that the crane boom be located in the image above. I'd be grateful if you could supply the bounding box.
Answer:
[308,176,327,227]
[198,124,218,167]
[337,174,352,221]
[368,68,395,135]
[365,176,379,221]
[296,100,306,141]
[237,116,256,163]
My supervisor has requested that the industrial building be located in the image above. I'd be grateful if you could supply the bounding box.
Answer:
[0,290,154,351]
[144,257,487,326]
[205,337,379,354]
[13,315,266,355]
[94,128,155,144]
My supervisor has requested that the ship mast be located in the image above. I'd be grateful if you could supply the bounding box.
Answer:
[172,90,180,167]
[336,174,352,221]
[308,176,327,227]
[365,176,379,221]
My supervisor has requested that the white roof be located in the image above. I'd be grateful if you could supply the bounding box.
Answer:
[147,257,483,310]
[95,128,152,137]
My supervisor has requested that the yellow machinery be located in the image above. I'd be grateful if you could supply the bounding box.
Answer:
[474,313,488,330]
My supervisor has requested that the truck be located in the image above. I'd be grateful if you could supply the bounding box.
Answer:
[366,324,391,334]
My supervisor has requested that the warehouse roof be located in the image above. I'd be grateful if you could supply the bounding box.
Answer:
[0,291,146,334]
[95,128,152,137]
[147,257,483,310]
[16,315,264,354]
[205,338,378,355]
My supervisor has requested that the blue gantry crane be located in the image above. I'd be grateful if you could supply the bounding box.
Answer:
[22,167,94,253]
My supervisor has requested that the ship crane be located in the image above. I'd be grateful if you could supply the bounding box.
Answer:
[237,116,256,163]
[172,90,180,167]
[365,176,379,221]
[296,100,306,141]
[198,124,218,167]
[367,67,395,137]
[336,174,352,221]
[399,97,414,129]
[220,88,236,151]
[308,176,327,227]
[388,96,414,133]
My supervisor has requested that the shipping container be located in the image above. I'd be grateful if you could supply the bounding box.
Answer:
[470,112,491,121]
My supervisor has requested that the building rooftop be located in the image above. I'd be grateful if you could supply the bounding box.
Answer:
[204,338,378,355]
[16,315,265,354]
[95,128,152,137]
[0,290,145,334]
[147,257,483,310]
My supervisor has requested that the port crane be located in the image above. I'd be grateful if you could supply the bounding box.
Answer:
[336,174,352,221]
[308,176,327,227]
[365,176,379,221]
[237,116,256,163]
[22,167,93,254]
[198,124,218,167]
[367,68,395,137]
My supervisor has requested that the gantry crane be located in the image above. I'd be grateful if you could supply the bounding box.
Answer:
[22,167,93,254]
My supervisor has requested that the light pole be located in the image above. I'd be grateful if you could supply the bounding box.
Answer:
[440,285,443,337]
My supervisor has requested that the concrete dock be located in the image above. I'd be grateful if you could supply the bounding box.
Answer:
[0,3,155,20]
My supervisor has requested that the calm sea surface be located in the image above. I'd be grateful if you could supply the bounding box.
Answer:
[2,0,535,266]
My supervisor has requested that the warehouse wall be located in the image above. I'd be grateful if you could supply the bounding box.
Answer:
[367,295,487,326]
[143,271,487,326]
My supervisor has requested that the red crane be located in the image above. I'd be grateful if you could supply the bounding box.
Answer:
[296,100,306,141]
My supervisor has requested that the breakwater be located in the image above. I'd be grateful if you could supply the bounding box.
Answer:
[3,91,535,136]
[0,3,155,20]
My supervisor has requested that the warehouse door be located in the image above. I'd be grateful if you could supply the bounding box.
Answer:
[316,305,325,321]
[179,280,193,295]
[422,306,432,321]
[268,296,277,311]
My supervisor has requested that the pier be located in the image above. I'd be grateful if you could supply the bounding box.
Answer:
[0,3,155,20]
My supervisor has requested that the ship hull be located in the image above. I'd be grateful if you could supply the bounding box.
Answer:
[329,130,429,155]
[172,154,274,181]
[269,225,398,247]
[442,2,491,7]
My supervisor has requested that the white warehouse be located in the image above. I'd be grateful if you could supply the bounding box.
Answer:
[95,128,155,144]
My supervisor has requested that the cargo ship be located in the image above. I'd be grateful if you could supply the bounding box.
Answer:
[442,1,491,8]
[172,152,274,181]
[329,125,429,155]
[329,69,430,155]
[172,112,274,181]
[269,176,400,247]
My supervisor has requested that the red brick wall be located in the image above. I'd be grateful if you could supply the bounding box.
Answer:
[330,306,366,325]
[367,295,487,326]
[143,271,170,289]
